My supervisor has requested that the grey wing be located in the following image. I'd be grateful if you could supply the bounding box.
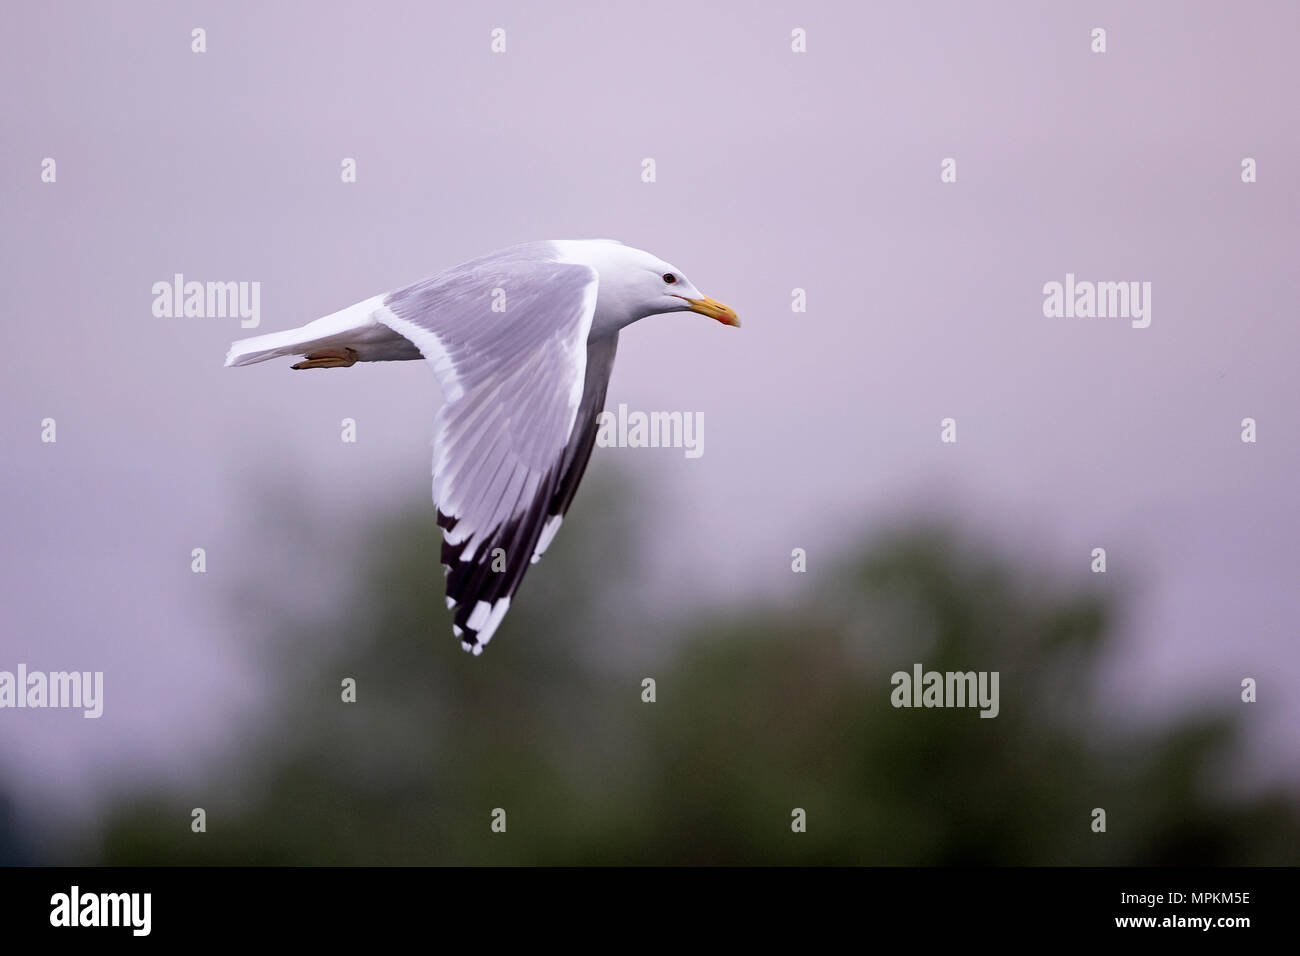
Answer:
[375,256,605,654]
[530,332,620,565]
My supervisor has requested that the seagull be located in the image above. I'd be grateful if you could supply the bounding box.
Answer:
[226,240,739,655]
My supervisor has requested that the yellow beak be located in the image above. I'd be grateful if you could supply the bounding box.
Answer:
[685,295,741,327]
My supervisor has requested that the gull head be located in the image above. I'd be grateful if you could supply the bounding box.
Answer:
[554,239,740,335]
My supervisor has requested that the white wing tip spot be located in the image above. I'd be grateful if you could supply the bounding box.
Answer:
[532,514,564,562]
[479,598,511,646]
[467,601,491,631]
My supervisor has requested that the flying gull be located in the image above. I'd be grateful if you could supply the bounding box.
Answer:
[225,240,739,655]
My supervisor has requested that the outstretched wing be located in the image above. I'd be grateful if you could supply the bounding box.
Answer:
[375,249,613,654]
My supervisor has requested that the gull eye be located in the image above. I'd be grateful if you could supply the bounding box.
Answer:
[662,273,677,284]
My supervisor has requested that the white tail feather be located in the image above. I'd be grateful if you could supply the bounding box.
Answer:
[224,295,388,367]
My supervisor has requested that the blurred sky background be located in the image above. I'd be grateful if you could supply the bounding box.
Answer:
[1,1,1297,861]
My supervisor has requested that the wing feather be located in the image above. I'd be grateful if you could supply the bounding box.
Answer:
[374,246,613,653]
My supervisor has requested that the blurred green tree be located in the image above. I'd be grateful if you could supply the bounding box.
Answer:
[92,478,1300,865]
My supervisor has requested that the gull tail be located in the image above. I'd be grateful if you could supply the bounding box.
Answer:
[224,295,389,367]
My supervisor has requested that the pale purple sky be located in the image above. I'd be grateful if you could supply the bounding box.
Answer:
[2,1,1297,820]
